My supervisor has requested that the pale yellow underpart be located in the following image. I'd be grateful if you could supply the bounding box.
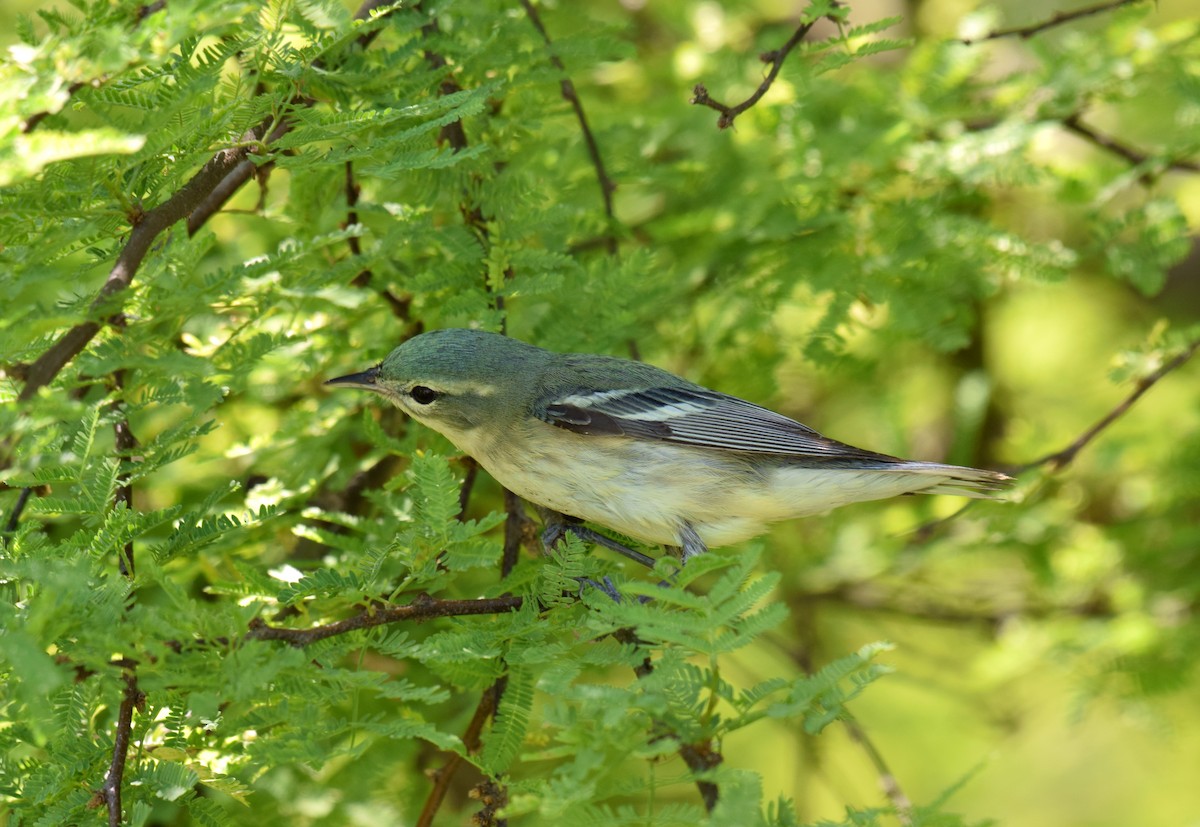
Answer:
[433,417,976,550]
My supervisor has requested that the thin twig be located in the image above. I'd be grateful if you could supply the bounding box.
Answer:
[773,616,911,822]
[519,0,618,253]
[345,160,366,260]
[111,368,140,578]
[1020,336,1200,472]
[909,334,1200,543]
[98,673,142,827]
[502,489,536,577]
[2,487,34,538]
[677,741,723,812]
[610,629,723,810]
[21,80,89,132]
[842,715,913,824]
[415,678,506,827]
[21,1,166,133]
[456,456,479,521]
[245,594,525,647]
[691,8,835,129]
[345,161,417,317]
[1063,114,1200,178]
[135,0,166,22]
[809,581,1116,624]
[420,10,471,153]
[419,5,508,329]
[961,0,1147,45]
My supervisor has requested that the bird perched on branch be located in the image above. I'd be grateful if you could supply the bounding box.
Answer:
[327,328,1011,568]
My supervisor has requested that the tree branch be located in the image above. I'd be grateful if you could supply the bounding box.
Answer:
[611,628,724,810]
[909,333,1199,544]
[419,4,511,332]
[111,367,140,578]
[96,673,142,827]
[18,126,271,402]
[245,594,525,647]
[1062,114,1200,179]
[677,741,723,812]
[184,116,294,235]
[1020,335,1200,472]
[961,0,1148,45]
[2,487,34,540]
[345,160,415,318]
[18,0,403,403]
[415,678,505,827]
[21,80,90,133]
[691,6,836,129]
[842,715,913,825]
[519,0,618,253]
[809,581,1118,625]
[456,456,479,521]
[502,489,536,577]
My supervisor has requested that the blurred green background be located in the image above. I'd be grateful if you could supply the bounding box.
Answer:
[2,0,1198,824]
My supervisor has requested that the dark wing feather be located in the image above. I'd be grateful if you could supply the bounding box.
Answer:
[539,386,902,463]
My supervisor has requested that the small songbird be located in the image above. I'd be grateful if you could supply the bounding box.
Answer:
[327,329,1011,566]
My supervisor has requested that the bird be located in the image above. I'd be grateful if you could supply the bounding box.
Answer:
[326,328,1011,567]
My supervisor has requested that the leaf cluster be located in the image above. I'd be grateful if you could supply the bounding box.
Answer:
[1,0,1198,825]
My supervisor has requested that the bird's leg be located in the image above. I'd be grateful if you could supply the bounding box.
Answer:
[677,522,708,564]
[538,508,658,570]
[566,524,659,570]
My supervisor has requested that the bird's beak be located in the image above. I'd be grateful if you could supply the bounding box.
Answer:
[325,366,380,390]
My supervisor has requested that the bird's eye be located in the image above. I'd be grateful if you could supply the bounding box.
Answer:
[410,385,440,405]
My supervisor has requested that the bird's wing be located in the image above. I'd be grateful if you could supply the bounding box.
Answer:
[538,385,901,463]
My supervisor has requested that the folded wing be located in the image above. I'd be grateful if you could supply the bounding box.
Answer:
[539,386,903,464]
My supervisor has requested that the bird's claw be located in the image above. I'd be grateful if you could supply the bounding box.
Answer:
[574,575,624,603]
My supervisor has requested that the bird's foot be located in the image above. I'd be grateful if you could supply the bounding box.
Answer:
[573,575,623,603]
[539,510,658,570]
[573,575,669,605]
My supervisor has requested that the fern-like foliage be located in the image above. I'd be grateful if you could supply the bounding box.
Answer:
[3,0,1198,824]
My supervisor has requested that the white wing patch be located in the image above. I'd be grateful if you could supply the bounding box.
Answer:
[560,389,712,422]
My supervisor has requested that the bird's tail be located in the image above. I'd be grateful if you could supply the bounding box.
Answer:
[891,462,1014,498]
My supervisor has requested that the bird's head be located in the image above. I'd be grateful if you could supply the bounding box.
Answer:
[326,328,547,440]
